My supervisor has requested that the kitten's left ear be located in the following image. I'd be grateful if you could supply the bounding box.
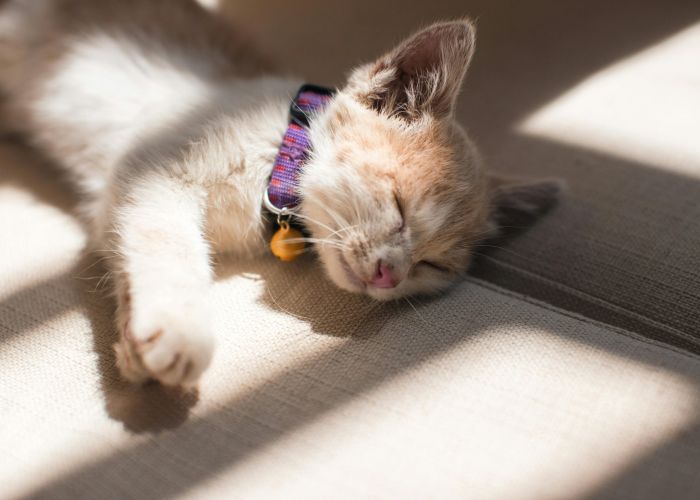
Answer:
[347,20,476,121]
[485,176,564,236]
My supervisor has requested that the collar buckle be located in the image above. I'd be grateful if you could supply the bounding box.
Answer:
[263,187,296,218]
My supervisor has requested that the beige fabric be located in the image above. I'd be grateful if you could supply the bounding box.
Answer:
[220,0,700,347]
[3,1,700,498]
[2,141,700,498]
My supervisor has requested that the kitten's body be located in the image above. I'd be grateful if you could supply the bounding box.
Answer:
[0,0,295,255]
[0,0,558,386]
[0,0,305,384]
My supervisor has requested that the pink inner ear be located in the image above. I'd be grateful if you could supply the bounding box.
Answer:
[398,33,443,76]
[366,21,475,120]
[394,22,474,77]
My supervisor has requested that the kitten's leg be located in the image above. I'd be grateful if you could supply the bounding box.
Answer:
[108,174,215,387]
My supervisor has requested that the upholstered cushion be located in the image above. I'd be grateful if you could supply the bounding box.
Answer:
[224,0,700,350]
[2,164,699,497]
[2,140,700,498]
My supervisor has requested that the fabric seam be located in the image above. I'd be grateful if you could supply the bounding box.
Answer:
[467,276,700,363]
[475,254,700,347]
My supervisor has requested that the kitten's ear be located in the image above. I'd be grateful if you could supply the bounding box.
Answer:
[486,176,564,236]
[347,20,476,120]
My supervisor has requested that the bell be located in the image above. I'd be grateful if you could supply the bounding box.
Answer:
[270,221,305,261]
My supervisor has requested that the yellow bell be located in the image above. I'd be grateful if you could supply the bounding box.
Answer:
[270,221,305,261]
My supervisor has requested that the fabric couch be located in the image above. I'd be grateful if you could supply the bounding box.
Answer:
[2,0,700,498]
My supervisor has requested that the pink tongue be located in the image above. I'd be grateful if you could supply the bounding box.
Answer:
[371,264,397,289]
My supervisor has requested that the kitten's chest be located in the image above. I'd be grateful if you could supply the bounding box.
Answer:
[192,89,298,258]
[204,177,273,258]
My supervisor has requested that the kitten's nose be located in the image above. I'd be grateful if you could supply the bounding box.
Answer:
[370,261,399,289]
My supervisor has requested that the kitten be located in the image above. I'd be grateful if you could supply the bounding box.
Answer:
[0,0,559,387]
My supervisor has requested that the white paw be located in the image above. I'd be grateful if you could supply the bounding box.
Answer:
[115,302,214,387]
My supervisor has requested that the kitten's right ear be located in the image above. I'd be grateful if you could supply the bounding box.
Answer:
[346,20,476,121]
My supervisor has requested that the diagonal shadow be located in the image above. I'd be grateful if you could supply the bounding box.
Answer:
[2,0,700,497]
[582,421,700,499]
[470,137,700,354]
[20,271,700,499]
[0,273,76,342]
[3,141,700,436]
[219,0,700,134]
[0,138,78,216]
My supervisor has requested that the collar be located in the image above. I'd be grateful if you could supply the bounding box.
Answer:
[263,84,336,221]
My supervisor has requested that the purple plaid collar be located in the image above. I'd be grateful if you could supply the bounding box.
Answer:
[263,84,335,220]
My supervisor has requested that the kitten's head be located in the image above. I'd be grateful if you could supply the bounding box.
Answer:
[298,20,559,300]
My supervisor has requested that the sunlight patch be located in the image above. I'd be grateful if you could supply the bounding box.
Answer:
[195,0,220,10]
[518,22,700,175]
[190,280,700,499]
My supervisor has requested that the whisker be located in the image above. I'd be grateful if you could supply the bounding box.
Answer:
[280,237,348,249]
[403,296,431,331]
[93,271,113,293]
[306,194,352,230]
[275,245,317,256]
[295,204,356,244]
[323,204,351,229]
[326,223,359,239]
[76,253,116,275]
[351,192,362,223]
[278,237,347,249]
[264,284,313,322]
[292,213,337,235]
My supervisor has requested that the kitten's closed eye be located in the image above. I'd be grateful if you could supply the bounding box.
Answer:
[393,192,405,232]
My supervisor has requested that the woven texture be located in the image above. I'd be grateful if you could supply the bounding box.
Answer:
[3,0,700,498]
[2,139,700,498]
[267,87,333,211]
[268,123,309,210]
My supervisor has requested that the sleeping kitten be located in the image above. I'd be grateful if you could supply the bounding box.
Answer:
[0,0,559,386]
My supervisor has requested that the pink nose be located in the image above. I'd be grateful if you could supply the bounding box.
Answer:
[370,262,398,289]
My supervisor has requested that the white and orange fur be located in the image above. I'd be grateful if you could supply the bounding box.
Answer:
[0,0,559,387]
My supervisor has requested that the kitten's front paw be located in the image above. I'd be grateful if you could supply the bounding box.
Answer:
[115,303,214,387]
